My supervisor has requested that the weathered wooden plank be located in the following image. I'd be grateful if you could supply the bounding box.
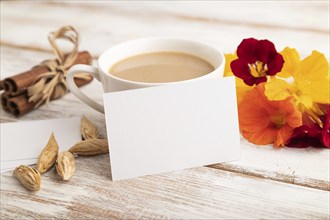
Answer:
[1,155,329,219]
[1,1,329,58]
[209,139,330,191]
[60,1,330,32]
[1,2,329,219]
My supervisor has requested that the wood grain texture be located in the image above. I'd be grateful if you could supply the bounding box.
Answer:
[1,42,329,191]
[61,1,330,32]
[210,139,330,191]
[1,1,329,58]
[1,155,329,219]
[1,1,330,218]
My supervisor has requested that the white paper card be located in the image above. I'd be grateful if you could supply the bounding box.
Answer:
[1,118,81,172]
[104,77,240,180]
[1,159,36,171]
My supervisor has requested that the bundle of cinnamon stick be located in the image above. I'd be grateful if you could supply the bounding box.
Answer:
[0,51,93,117]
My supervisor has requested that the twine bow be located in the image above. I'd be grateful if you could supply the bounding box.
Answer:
[28,26,90,107]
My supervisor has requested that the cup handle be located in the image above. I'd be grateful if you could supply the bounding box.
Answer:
[66,64,104,113]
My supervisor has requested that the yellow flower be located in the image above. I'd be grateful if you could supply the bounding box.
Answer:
[224,53,237,76]
[276,47,300,78]
[224,53,252,104]
[265,48,330,125]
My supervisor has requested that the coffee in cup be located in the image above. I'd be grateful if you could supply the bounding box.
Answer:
[109,52,215,83]
[66,38,225,113]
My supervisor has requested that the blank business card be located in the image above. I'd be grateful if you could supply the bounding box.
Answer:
[103,77,240,180]
[1,118,81,172]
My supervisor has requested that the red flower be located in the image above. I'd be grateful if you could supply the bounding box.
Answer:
[321,106,330,148]
[286,107,330,148]
[286,125,323,148]
[230,38,284,86]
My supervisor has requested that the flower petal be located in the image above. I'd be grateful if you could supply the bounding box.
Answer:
[278,47,300,78]
[286,125,323,148]
[239,108,270,132]
[296,51,330,104]
[254,39,276,63]
[242,128,276,145]
[239,83,301,147]
[224,53,237,77]
[224,53,252,104]
[230,59,252,80]
[286,110,303,128]
[243,76,267,86]
[321,107,330,148]
[275,125,294,147]
[243,78,256,86]
[267,52,284,76]
[265,78,292,101]
[286,132,323,148]
[235,77,253,104]
[239,93,270,130]
[254,76,267,85]
[237,38,258,63]
[299,94,314,109]
[298,51,329,81]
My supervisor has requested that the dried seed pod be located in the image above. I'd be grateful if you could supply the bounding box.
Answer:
[14,165,41,191]
[81,115,99,140]
[36,133,59,173]
[56,151,76,181]
[69,139,108,156]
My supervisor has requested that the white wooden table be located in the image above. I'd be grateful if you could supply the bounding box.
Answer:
[1,1,329,219]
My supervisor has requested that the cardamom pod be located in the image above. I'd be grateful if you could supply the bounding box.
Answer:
[56,151,76,181]
[14,165,41,191]
[69,139,108,156]
[36,132,59,173]
[81,115,99,140]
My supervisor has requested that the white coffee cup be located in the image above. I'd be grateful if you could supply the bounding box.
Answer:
[67,37,225,113]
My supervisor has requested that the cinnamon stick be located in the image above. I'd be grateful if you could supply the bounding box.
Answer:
[0,80,4,91]
[3,76,93,117]
[1,92,12,112]
[0,51,93,117]
[7,93,35,117]
[3,51,92,95]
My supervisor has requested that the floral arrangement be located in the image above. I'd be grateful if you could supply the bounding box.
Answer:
[224,38,329,148]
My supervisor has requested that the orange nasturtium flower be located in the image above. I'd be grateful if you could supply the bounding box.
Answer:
[265,48,330,125]
[238,83,302,147]
[224,53,252,104]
